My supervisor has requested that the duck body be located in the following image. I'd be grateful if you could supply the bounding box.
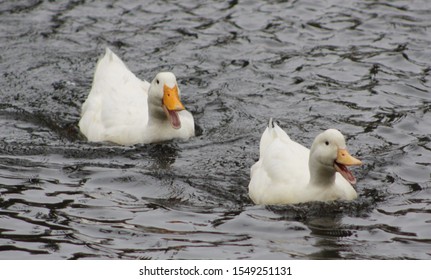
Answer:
[79,48,194,145]
[249,119,361,205]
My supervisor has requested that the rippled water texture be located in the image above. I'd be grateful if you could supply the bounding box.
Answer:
[1,0,431,259]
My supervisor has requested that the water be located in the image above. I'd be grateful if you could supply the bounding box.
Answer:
[0,0,430,259]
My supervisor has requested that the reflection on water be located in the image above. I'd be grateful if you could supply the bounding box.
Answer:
[1,0,431,259]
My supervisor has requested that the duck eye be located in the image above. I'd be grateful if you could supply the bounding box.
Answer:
[156,79,160,85]
[325,141,329,146]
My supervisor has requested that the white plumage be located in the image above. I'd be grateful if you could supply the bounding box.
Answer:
[79,48,194,145]
[249,119,362,205]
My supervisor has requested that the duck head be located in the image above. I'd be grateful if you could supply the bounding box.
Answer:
[148,72,185,129]
[309,129,362,185]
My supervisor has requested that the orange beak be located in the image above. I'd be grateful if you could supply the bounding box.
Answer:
[334,148,362,185]
[336,149,362,166]
[162,84,185,111]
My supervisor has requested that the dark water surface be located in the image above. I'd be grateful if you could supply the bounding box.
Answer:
[1,0,431,259]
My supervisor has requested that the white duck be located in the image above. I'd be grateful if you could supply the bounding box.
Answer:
[248,119,362,205]
[79,48,195,145]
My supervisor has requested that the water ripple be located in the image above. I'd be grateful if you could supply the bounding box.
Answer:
[1,0,431,259]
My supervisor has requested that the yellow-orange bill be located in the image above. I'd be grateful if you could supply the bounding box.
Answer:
[163,84,185,111]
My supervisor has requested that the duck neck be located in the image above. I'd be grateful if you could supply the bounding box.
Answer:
[308,160,336,187]
[147,95,168,127]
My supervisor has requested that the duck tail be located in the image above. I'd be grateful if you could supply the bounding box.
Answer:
[259,118,279,157]
[267,117,290,141]
[268,117,275,129]
[267,117,279,137]
[105,47,115,61]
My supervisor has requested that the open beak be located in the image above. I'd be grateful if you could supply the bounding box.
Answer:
[334,148,362,184]
[162,84,185,129]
